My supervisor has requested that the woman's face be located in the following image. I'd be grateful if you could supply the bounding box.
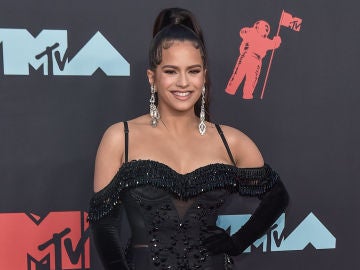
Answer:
[147,40,206,116]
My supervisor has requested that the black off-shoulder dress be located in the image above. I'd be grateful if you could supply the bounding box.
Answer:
[88,122,289,270]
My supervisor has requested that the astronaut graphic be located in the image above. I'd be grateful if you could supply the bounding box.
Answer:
[225,20,281,99]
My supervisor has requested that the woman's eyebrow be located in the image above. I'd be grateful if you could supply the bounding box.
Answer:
[161,64,202,69]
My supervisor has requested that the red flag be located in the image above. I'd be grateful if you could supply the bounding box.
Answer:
[280,11,302,31]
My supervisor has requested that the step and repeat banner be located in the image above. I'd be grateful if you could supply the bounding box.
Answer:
[1,0,358,269]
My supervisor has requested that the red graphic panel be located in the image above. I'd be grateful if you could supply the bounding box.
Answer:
[225,20,281,99]
[225,10,302,99]
[0,211,90,270]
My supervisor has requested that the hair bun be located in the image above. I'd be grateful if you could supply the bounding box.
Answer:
[152,8,204,44]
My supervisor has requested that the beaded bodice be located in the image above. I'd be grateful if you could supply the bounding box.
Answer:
[88,160,277,221]
[88,160,279,269]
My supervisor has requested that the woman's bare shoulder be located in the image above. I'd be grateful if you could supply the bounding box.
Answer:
[218,124,264,168]
[126,115,152,128]
[103,115,150,134]
[93,121,128,192]
[93,116,153,192]
[102,122,126,143]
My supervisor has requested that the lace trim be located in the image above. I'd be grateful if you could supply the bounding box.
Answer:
[88,160,279,222]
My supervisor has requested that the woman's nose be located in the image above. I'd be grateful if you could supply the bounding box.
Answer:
[176,73,189,88]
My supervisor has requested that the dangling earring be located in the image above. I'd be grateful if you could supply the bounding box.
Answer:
[198,86,206,135]
[149,85,160,127]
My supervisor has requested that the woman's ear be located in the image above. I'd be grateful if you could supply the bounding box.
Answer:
[147,69,155,85]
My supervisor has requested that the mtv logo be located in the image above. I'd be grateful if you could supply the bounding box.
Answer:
[27,253,50,270]
[217,212,336,252]
[0,211,90,270]
[0,29,130,76]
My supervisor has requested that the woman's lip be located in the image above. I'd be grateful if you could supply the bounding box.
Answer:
[171,91,193,100]
[172,91,191,96]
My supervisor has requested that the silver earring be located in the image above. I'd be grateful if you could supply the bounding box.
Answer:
[149,85,160,127]
[199,86,206,135]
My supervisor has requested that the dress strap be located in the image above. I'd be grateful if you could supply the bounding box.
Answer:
[215,124,236,166]
[123,121,129,163]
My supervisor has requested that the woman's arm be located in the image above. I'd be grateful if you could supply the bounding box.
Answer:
[203,125,289,256]
[93,123,125,192]
[90,122,130,270]
[218,125,264,168]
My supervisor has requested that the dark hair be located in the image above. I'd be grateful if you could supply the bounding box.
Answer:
[149,8,210,121]
[152,8,205,42]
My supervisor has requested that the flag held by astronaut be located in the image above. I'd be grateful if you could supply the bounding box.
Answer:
[280,11,302,32]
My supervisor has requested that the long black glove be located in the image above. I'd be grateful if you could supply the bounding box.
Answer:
[90,206,130,270]
[203,179,289,256]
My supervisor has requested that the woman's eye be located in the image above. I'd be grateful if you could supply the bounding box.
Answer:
[164,70,176,74]
[189,69,201,74]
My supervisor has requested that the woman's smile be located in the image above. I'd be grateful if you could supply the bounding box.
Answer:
[171,90,193,100]
[147,40,205,114]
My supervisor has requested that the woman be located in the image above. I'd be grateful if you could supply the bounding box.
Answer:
[88,8,289,270]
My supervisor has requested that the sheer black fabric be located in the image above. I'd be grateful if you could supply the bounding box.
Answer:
[88,122,288,270]
[89,160,287,270]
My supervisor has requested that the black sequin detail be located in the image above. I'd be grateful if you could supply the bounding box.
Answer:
[88,160,278,222]
[129,187,226,269]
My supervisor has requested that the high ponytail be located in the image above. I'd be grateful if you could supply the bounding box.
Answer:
[152,8,205,44]
[149,8,211,121]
